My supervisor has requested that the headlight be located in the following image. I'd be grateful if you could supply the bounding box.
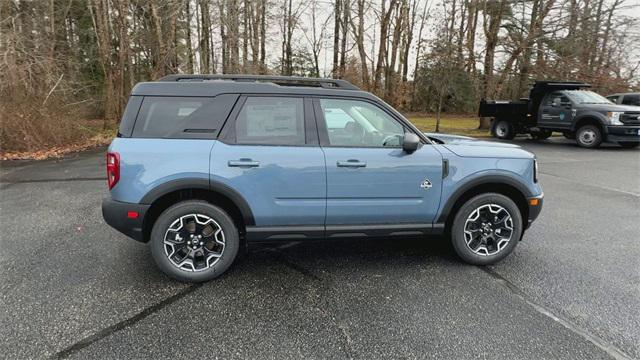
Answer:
[607,112,624,125]
[534,159,539,183]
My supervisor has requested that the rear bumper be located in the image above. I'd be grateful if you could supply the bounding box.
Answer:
[102,197,150,242]
[526,193,544,229]
[605,126,640,142]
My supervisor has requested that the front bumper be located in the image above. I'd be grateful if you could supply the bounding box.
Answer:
[102,197,150,242]
[605,126,640,142]
[526,193,544,229]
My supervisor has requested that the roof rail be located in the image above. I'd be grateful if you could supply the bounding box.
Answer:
[157,74,360,90]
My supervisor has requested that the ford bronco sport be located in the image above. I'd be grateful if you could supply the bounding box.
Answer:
[102,75,544,282]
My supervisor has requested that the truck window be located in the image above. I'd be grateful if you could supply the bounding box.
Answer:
[606,95,619,104]
[545,92,571,106]
[621,94,640,106]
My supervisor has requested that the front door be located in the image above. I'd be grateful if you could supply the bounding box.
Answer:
[539,91,573,129]
[314,98,443,228]
[211,96,326,228]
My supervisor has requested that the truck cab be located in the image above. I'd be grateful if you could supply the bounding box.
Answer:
[480,81,640,149]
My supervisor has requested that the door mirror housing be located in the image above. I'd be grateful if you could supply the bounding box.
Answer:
[402,133,420,153]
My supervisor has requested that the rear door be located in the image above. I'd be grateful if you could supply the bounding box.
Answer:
[211,96,326,229]
[314,97,443,231]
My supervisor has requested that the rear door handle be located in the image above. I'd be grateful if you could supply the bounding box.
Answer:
[228,159,260,168]
[337,160,367,168]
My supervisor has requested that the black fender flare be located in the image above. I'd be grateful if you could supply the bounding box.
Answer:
[571,113,608,133]
[436,174,534,224]
[139,178,255,226]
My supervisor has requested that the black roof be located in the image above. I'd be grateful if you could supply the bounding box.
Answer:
[131,74,369,98]
[532,81,591,91]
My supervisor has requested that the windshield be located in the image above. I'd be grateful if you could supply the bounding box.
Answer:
[564,90,612,104]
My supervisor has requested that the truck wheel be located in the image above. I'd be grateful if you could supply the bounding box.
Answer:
[492,120,515,140]
[531,130,552,140]
[575,125,602,148]
[150,200,239,282]
[451,193,523,265]
[619,142,639,149]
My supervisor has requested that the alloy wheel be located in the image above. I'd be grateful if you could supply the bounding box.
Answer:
[163,214,225,272]
[463,204,514,256]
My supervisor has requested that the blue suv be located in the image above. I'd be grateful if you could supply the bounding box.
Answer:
[102,75,543,282]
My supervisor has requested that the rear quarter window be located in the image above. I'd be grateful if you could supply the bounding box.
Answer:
[132,94,238,139]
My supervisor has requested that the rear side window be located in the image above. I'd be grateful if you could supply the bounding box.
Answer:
[622,95,640,106]
[132,95,238,139]
[234,97,305,145]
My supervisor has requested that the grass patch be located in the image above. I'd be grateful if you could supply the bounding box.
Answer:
[406,116,490,138]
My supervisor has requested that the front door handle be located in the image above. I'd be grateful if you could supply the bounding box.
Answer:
[337,159,367,168]
[228,159,260,167]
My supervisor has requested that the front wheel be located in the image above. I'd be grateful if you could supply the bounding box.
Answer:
[451,193,523,265]
[491,120,515,140]
[575,125,602,148]
[150,200,239,282]
[619,142,639,149]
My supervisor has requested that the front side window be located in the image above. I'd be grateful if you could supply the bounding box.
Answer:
[545,92,571,106]
[319,99,404,147]
[235,97,305,145]
[622,94,640,106]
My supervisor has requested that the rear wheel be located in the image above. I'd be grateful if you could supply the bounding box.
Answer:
[491,120,515,140]
[619,142,639,149]
[575,125,602,148]
[150,200,239,282]
[451,193,523,265]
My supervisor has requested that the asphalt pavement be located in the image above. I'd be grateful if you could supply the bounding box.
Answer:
[1,138,639,359]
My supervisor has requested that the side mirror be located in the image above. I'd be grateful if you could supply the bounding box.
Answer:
[552,98,561,107]
[402,133,420,153]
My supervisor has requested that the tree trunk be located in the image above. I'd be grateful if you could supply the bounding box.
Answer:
[260,0,267,72]
[479,0,508,129]
[374,0,397,93]
[351,0,370,88]
[186,1,195,73]
[339,0,350,78]
[332,0,341,78]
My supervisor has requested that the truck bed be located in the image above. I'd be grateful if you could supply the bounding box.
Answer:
[478,99,529,119]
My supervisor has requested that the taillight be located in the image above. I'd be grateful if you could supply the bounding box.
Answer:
[106,152,120,190]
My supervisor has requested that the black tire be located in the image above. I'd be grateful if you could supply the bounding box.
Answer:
[562,131,574,139]
[491,120,515,140]
[150,200,239,282]
[575,125,602,148]
[619,142,640,149]
[451,193,523,266]
[531,130,552,140]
